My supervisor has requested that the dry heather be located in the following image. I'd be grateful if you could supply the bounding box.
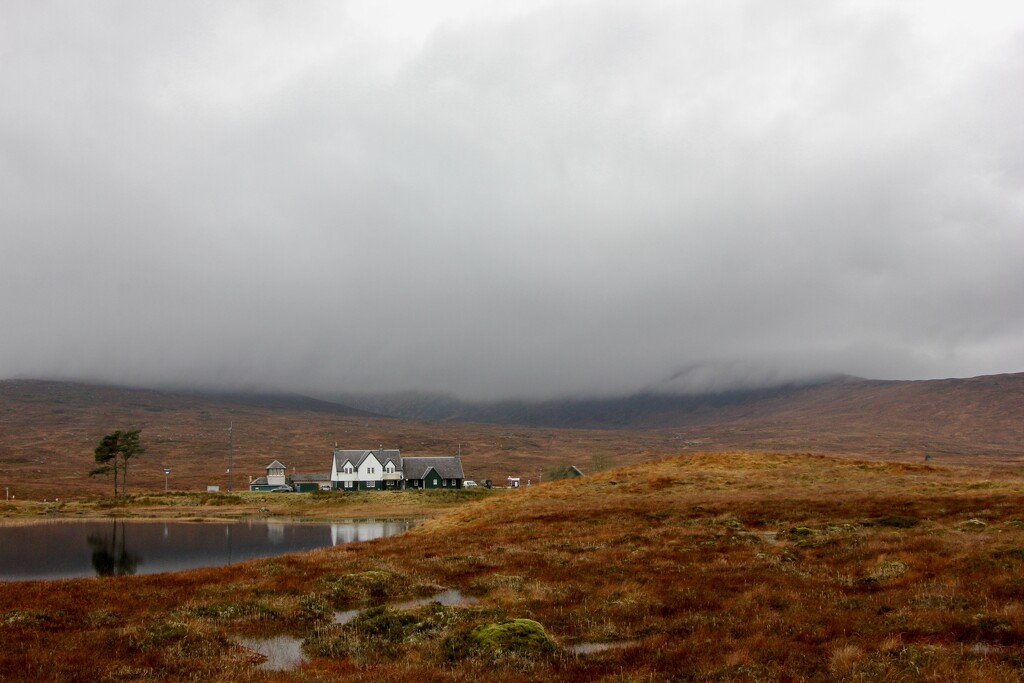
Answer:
[5,451,1024,681]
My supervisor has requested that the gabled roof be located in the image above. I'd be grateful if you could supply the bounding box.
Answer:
[403,456,464,480]
[333,449,401,470]
[250,477,269,486]
[266,460,287,470]
[379,450,403,470]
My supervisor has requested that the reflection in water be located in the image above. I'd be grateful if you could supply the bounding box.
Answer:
[0,519,416,581]
[86,521,142,577]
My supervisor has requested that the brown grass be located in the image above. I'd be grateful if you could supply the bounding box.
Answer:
[5,451,1024,680]
[0,488,494,522]
[4,378,1023,502]
[0,381,678,500]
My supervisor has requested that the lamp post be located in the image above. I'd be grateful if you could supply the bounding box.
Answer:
[163,466,171,493]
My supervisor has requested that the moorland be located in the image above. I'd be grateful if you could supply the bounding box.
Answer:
[2,375,1024,681]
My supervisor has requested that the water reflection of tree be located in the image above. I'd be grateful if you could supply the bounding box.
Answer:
[87,521,141,577]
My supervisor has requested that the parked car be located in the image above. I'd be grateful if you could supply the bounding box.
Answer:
[464,480,477,487]
[270,485,294,492]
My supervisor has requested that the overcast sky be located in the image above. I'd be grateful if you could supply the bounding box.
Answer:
[2,1,1022,400]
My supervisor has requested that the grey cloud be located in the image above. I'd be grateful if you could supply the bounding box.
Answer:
[1,1,1022,400]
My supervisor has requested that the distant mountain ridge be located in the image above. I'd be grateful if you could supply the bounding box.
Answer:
[5,373,1023,434]
[2,372,1023,498]
[327,385,826,427]
[323,374,934,429]
[329,373,1024,455]
[0,379,375,418]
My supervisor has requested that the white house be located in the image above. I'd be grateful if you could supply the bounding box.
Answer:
[330,448,464,491]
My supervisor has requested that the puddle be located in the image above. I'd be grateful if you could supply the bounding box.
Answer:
[334,589,477,625]
[237,635,307,671]
[394,589,478,610]
[566,640,639,655]
[333,608,360,625]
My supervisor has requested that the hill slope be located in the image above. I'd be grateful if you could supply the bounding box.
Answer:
[336,373,1024,457]
[336,374,1024,431]
[0,381,675,498]
[1,373,1022,498]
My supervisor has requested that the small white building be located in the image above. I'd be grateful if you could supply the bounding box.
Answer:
[249,460,289,491]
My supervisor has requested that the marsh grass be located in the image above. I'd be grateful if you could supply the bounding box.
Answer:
[6,451,1024,680]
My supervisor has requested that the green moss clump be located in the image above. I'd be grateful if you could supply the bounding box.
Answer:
[320,569,400,605]
[445,618,556,659]
[472,619,555,652]
[306,603,483,661]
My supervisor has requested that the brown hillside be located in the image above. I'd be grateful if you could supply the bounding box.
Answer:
[0,374,1022,500]
[0,381,672,499]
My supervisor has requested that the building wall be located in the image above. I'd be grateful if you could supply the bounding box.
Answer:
[357,453,383,486]
[333,458,356,487]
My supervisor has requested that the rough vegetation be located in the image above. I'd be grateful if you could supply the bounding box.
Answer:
[5,451,1024,681]
[4,376,1024,500]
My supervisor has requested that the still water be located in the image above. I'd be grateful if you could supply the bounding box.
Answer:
[0,519,413,581]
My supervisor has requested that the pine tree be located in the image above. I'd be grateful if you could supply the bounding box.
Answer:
[90,431,122,496]
[89,430,145,496]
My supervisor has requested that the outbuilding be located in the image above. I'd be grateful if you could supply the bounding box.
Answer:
[250,460,289,491]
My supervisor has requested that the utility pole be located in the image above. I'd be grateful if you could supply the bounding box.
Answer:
[226,421,234,492]
[163,466,171,492]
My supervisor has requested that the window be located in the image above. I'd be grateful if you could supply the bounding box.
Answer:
[367,481,376,488]
[344,481,352,489]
